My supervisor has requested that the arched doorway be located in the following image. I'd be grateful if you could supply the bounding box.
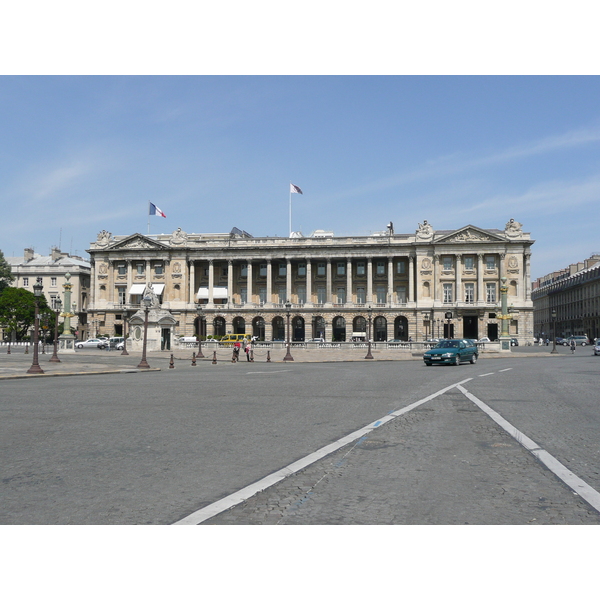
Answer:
[332,316,346,341]
[272,316,285,341]
[232,316,246,334]
[313,316,325,339]
[394,316,408,340]
[252,316,265,340]
[292,316,305,341]
[374,316,387,341]
[212,317,226,338]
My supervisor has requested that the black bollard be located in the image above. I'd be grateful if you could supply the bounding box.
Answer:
[266,350,271,362]
[191,352,196,366]
[169,353,175,369]
[212,350,217,364]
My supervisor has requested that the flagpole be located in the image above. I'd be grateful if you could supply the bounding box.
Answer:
[148,202,150,235]
[289,182,292,237]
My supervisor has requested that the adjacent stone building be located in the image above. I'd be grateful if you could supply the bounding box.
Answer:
[532,253,600,341]
[86,220,534,348]
[6,248,91,338]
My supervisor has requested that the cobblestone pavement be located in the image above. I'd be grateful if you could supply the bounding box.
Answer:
[204,387,600,525]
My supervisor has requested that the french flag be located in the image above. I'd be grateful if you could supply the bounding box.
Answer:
[149,202,166,218]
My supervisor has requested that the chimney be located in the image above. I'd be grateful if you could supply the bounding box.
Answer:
[51,247,62,261]
[24,248,34,261]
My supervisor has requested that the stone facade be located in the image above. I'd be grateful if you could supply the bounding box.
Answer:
[86,221,535,347]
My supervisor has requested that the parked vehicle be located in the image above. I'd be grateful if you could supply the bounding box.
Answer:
[510,338,519,346]
[99,337,124,350]
[594,340,600,356]
[219,334,252,346]
[478,336,491,343]
[423,339,479,366]
[75,339,105,349]
[563,335,589,346]
[555,337,565,345]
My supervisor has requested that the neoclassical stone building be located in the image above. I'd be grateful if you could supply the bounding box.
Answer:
[86,220,534,348]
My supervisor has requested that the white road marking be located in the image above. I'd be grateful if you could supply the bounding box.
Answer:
[479,373,495,377]
[499,368,513,372]
[457,385,600,514]
[245,370,292,374]
[172,377,474,525]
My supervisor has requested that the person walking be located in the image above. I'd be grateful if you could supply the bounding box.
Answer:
[570,338,576,354]
[244,343,251,361]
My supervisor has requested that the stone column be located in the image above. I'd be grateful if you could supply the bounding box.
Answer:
[247,260,253,305]
[286,259,292,302]
[367,258,373,304]
[524,252,531,301]
[408,255,415,303]
[387,256,394,305]
[433,255,439,302]
[346,257,353,305]
[477,254,484,302]
[326,259,332,305]
[126,260,132,304]
[266,260,272,305]
[455,254,462,302]
[228,260,233,305]
[208,259,214,305]
[306,259,312,306]
[189,261,195,304]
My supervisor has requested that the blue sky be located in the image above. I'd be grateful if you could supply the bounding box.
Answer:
[2,75,600,280]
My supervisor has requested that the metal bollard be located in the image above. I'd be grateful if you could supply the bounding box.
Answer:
[266,350,271,362]
[191,352,196,366]
[212,350,217,364]
[250,348,254,362]
[169,354,175,369]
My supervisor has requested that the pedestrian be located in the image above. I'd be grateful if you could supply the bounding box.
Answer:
[233,341,241,362]
[538,337,543,346]
[245,343,251,361]
[570,339,576,354]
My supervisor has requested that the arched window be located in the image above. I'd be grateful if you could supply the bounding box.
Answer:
[374,316,387,341]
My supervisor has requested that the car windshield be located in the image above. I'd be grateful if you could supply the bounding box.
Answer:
[436,340,459,348]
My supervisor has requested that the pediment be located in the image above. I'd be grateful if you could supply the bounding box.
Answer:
[109,233,170,251]
[436,225,505,244]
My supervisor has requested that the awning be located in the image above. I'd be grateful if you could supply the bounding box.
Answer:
[196,286,228,299]
[129,283,165,295]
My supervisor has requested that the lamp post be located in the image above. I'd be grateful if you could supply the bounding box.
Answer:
[49,298,62,363]
[283,300,294,361]
[27,279,44,374]
[137,295,151,369]
[445,311,453,339]
[365,305,374,359]
[121,311,129,355]
[551,309,558,354]
[196,304,205,358]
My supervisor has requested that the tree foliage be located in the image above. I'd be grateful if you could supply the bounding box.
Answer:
[0,249,14,293]
[0,287,53,340]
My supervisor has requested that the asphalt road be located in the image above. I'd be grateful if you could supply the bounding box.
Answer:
[1,347,599,524]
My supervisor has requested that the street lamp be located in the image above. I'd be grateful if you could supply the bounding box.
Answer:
[365,305,374,359]
[196,303,205,358]
[551,308,558,354]
[27,279,44,374]
[121,311,129,355]
[49,298,62,363]
[445,311,453,339]
[283,300,294,361]
[137,295,152,369]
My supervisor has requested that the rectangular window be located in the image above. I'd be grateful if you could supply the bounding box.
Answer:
[486,255,496,270]
[259,287,267,303]
[297,285,306,304]
[259,264,267,277]
[396,285,407,303]
[222,267,228,277]
[376,285,386,303]
[376,261,385,275]
[464,283,474,303]
[337,262,345,276]
[278,287,286,303]
[464,256,474,271]
[154,263,163,275]
[297,263,306,277]
[443,256,453,271]
[336,287,346,303]
[278,264,286,277]
[50,277,57,287]
[317,263,326,276]
[356,287,366,304]
[356,262,365,276]
[23,277,29,286]
[443,283,453,303]
[118,264,126,275]
[317,286,326,304]
[486,283,496,303]
[50,296,58,309]
[396,261,406,275]
[240,264,247,277]
[117,287,127,304]
[136,263,145,275]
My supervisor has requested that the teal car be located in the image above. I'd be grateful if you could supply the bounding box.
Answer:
[423,339,478,366]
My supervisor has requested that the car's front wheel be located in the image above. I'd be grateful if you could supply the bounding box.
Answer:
[581,342,587,346]
[424,362,432,366]
[454,355,460,366]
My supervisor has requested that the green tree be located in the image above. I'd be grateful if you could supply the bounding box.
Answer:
[0,249,14,293]
[0,287,53,341]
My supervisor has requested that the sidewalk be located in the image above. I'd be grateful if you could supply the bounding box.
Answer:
[0,343,566,380]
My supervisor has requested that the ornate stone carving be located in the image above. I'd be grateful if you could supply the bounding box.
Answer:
[170,228,188,245]
[416,220,434,240]
[96,230,112,246]
[445,229,492,242]
[421,257,432,270]
[504,218,523,238]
